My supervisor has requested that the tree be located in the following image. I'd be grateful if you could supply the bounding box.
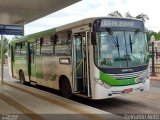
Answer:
[146,30,155,42]
[0,36,9,58]
[125,12,133,18]
[12,36,21,39]
[108,11,149,22]
[108,11,123,17]
[146,30,160,42]
[135,13,149,23]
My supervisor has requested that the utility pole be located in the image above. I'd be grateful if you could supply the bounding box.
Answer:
[150,35,156,76]
[1,34,4,83]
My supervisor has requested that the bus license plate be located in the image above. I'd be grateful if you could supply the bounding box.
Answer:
[123,88,133,93]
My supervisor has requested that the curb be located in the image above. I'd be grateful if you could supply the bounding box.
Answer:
[150,76,160,80]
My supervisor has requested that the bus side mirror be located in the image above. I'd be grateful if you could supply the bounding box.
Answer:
[91,32,97,45]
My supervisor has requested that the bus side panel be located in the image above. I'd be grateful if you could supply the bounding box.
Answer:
[21,42,29,81]
[37,56,72,90]
[12,44,17,78]
[28,42,37,82]
[12,42,29,81]
[89,45,100,99]
[35,55,44,84]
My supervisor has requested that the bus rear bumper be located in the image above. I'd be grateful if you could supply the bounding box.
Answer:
[93,79,150,99]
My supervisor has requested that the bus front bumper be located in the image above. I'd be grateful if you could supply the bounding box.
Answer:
[93,78,150,99]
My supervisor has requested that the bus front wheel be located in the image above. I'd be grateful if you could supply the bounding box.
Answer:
[61,78,72,99]
[19,71,26,85]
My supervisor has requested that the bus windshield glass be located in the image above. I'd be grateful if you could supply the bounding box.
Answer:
[94,30,148,68]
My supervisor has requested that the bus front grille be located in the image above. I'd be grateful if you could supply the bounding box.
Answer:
[108,70,145,80]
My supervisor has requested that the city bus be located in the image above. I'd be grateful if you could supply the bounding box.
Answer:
[8,17,149,99]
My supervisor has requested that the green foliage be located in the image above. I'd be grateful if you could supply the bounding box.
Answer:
[125,12,133,18]
[135,13,149,22]
[0,36,9,57]
[146,30,160,42]
[108,11,149,22]
[108,11,123,17]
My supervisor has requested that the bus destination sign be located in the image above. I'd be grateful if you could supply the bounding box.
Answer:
[0,24,24,35]
[100,19,144,29]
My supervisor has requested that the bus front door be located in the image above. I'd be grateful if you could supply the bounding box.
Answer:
[73,34,87,94]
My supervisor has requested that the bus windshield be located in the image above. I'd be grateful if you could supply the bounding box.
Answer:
[94,30,149,68]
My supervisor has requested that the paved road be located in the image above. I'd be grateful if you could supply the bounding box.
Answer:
[1,64,160,118]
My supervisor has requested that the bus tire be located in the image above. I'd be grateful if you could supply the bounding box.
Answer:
[19,71,26,85]
[61,78,72,99]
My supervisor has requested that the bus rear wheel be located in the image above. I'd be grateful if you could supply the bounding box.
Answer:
[61,78,72,99]
[19,71,26,85]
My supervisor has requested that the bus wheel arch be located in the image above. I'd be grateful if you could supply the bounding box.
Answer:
[19,70,26,85]
[59,75,72,98]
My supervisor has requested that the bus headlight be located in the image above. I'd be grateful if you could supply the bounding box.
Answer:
[135,77,145,83]
[94,78,111,89]
[135,68,149,83]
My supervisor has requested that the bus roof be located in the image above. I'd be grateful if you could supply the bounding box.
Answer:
[9,17,144,43]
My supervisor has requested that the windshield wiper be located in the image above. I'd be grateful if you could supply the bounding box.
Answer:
[129,29,139,53]
[106,28,117,47]
[106,28,120,57]
[131,29,139,44]
[116,36,120,57]
[129,34,133,53]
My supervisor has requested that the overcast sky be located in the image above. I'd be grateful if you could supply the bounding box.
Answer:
[24,0,160,35]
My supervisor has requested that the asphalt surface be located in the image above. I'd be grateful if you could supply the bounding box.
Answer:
[1,64,160,118]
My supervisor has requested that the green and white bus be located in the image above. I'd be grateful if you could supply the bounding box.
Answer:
[8,17,149,99]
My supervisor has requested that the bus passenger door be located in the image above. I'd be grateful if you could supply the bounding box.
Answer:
[72,32,91,97]
[28,43,36,82]
[73,33,90,94]
[73,35,84,92]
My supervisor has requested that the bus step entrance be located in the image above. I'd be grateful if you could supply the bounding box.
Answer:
[76,77,90,96]
[77,78,84,91]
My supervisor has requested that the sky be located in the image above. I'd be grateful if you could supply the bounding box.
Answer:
[24,0,160,35]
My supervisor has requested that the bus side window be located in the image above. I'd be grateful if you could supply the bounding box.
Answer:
[15,43,21,56]
[21,42,26,57]
[51,35,55,55]
[41,36,53,56]
[36,39,41,56]
[55,32,71,56]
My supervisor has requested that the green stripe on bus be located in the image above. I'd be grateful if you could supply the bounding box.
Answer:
[100,71,136,86]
